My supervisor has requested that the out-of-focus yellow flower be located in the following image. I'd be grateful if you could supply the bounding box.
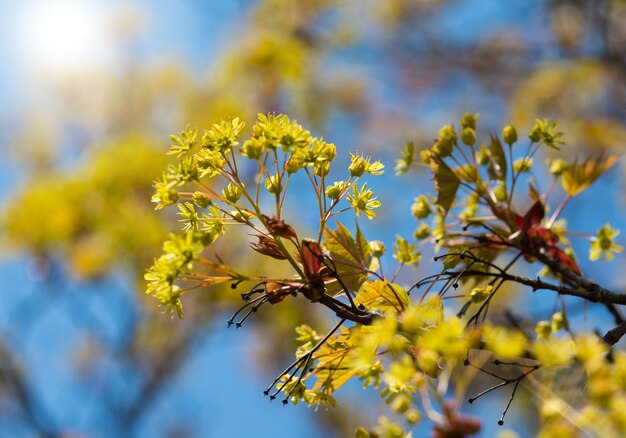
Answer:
[590,224,623,261]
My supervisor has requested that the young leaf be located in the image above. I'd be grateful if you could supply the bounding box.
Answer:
[355,280,409,313]
[395,141,415,175]
[561,155,619,197]
[301,239,324,281]
[323,222,372,293]
[487,134,507,181]
[250,235,287,260]
[429,154,460,216]
[310,327,357,393]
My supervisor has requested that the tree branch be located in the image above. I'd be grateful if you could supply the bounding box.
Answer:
[318,295,378,325]
[530,250,625,324]
[603,320,626,346]
[0,344,57,437]
[455,269,626,306]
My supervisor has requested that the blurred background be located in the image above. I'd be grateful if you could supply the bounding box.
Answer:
[0,0,625,436]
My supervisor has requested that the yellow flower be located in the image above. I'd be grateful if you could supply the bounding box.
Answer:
[590,224,623,261]
[347,183,381,220]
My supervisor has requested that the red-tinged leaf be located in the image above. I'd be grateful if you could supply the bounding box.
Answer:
[520,200,545,236]
[434,401,481,438]
[262,214,298,239]
[301,239,323,281]
[266,282,289,304]
[547,246,581,275]
[529,227,559,246]
[512,200,581,274]
[429,154,460,216]
[250,235,287,260]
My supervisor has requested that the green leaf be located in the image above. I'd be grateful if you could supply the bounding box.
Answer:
[324,222,372,293]
[310,353,356,393]
[487,134,507,181]
[310,327,356,393]
[561,155,619,197]
[395,141,415,175]
[355,223,371,263]
[429,154,460,216]
[355,280,409,313]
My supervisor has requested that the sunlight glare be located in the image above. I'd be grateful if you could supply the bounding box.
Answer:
[20,0,110,71]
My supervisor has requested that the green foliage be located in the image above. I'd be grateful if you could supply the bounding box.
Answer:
[429,155,459,216]
[561,155,619,197]
[355,281,408,313]
[323,222,372,292]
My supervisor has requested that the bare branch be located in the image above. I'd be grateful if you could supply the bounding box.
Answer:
[603,320,626,346]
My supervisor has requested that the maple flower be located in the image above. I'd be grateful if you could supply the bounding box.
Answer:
[590,224,623,261]
[347,183,381,220]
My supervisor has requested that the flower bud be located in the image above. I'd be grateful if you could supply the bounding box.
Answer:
[406,409,421,425]
[355,427,370,438]
[493,181,507,201]
[461,113,479,130]
[416,349,441,378]
[411,195,431,219]
[432,137,453,157]
[439,124,457,143]
[414,222,431,240]
[461,128,476,146]
[325,181,346,200]
[470,285,493,303]
[419,149,432,163]
[192,191,212,208]
[457,164,478,182]
[264,174,282,194]
[503,125,518,145]
[547,158,568,176]
[231,209,254,223]
[391,394,411,414]
[513,157,533,173]
[529,121,542,142]
[314,161,330,177]
[222,183,243,203]
[242,139,263,159]
[349,154,368,177]
[152,183,178,209]
[551,312,568,331]
[286,156,302,174]
[369,240,386,258]
[475,144,490,165]
[535,321,552,340]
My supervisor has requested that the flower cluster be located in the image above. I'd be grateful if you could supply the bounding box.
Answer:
[146,113,385,316]
[145,112,625,437]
